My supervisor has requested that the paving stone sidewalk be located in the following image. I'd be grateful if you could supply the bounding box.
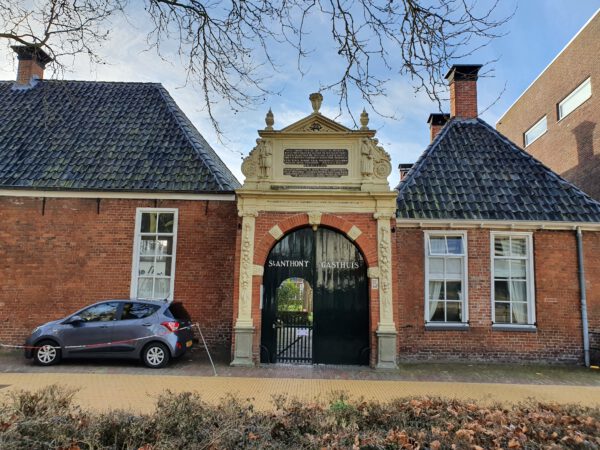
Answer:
[1,349,599,412]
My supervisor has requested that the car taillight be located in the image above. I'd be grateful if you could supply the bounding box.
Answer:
[161,321,180,332]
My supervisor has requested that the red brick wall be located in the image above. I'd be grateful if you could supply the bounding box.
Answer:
[396,227,586,363]
[584,231,600,360]
[0,196,238,351]
[496,13,600,199]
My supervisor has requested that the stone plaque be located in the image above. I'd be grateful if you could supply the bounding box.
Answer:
[284,149,348,167]
[283,167,348,177]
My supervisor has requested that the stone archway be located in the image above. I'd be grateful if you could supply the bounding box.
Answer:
[260,226,370,365]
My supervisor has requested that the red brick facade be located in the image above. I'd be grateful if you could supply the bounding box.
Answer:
[496,12,600,199]
[0,196,238,352]
[1,195,598,365]
[396,227,594,363]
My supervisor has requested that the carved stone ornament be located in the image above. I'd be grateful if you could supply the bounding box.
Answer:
[377,220,394,326]
[360,109,369,130]
[308,211,322,230]
[241,138,272,180]
[360,138,392,180]
[239,220,255,319]
[265,108,274,130]
[309,92,323,113]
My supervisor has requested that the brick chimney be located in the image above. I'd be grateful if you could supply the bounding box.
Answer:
[445,64,482,119]
[11,45,52,85]
[427,113,450,142]
[398,163,413,181]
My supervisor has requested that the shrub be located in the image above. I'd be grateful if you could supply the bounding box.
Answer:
[1,385,599,449]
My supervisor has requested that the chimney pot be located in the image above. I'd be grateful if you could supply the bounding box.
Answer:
[445,64,482,119]
[427,113,450,142]
[11,45,52,85]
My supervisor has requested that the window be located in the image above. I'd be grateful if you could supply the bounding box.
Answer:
[121,302,160,320]
[79,302,120,322]
[524,116,547,147]
[491,233,535,326]
[131,209,178,300]
[425,232,468,323]
[558,77,591,120]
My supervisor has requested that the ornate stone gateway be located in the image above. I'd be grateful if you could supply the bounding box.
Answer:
[232,93,398,368]
[261,227,369,365]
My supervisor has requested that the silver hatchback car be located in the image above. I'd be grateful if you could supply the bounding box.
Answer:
[24,300,194,368]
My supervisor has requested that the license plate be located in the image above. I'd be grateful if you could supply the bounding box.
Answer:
[186,340,193,348]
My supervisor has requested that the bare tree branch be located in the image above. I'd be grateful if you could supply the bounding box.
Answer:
[0,0,513,133]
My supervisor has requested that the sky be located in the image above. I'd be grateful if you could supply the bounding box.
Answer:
[1,1,599,187]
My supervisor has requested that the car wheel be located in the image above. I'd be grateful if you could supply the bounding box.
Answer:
[34,340,61,366]
[142,342,170,369]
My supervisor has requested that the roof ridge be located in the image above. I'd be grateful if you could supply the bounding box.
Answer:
[154,85,240,190]
[0,79,163,86]
[474,117,600,208]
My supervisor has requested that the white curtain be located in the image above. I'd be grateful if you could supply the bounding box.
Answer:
[510,280,528,324]
[429,281,443,320]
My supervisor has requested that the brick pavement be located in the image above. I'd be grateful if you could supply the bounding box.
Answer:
[0,372,599,413]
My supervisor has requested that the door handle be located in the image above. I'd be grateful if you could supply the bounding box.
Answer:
[142,323,152,327]
[100,325,109,329]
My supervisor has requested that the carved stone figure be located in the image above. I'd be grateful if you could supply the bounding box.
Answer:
[361,138,374,178]
[258,139,272,178]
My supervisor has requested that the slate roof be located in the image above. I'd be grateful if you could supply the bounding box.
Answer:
[0,80,240,192]
[397,118,600,222]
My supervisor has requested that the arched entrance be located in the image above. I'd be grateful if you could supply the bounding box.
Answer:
[260,227,369,365]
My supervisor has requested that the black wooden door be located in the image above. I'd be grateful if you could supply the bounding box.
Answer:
[261,227,369,365]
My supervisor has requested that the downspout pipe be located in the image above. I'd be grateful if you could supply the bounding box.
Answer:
[576,227,590,367]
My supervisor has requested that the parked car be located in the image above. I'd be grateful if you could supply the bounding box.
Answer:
[24,300,194,368]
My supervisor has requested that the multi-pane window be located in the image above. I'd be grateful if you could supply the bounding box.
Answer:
[558,77,591,119]
[524,116,547,147]
[492,233,535,325]
[131,209,178,300]
[425,233,467,323]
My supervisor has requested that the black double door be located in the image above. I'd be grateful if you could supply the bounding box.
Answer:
[261,227,369,365]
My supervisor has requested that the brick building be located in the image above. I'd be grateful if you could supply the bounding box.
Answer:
[497,9,600,200]
[2,46,600,368]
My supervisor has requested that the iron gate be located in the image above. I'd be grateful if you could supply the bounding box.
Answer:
[275,312,313,363]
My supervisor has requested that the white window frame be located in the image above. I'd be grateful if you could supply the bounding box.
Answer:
[558,77,592,120]
[524,115,547,147]
[130,208,179,301]
[490,232,536,329]
[424,231,469,325]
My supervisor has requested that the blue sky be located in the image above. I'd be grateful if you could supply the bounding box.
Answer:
[0,1,598,187]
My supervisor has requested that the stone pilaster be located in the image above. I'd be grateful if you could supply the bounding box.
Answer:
[374,212,398,369]
[231,212,258,366]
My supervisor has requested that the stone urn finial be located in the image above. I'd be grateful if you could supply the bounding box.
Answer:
[309,92,323,114]
[360,108,369,130]
[265,108,274,130]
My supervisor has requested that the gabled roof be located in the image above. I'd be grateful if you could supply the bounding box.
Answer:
[0,80,240,192]
[397,118,600,222]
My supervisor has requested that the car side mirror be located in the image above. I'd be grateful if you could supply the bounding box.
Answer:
[65,315,83,325]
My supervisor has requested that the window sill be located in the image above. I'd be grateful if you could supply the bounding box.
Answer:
[425,323,469,331]
[492,324,537,332]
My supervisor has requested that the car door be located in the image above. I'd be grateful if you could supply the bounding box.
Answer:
[60,302,120,357]
[111,302,161,355]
